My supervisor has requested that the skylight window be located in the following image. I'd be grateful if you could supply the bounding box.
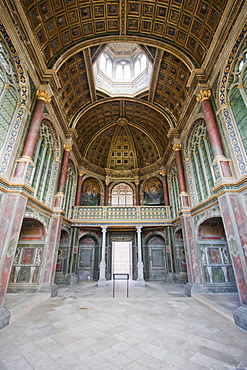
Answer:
[93,43,152,97]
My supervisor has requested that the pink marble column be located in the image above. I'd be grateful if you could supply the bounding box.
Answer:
[181,217,201,285]
[105,181,109,206]
[160,170,169,206]
[75,171,84,206]
[38,216,63,296]
[54,144,72,208]
[0,194,27,305]
[13,90,51,179]
[196,90,232,179]
[173,142,189,208]
[135,180,140,206]
[219,194,247,305]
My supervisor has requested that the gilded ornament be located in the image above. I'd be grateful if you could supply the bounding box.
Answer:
[172,142,181,151]
[196,89,211,102]
[64,143,72,151]
[36,90,51,103]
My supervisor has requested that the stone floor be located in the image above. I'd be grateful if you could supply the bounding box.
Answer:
[1,281,247,370]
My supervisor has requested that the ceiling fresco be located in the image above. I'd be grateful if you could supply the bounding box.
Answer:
[13,0,235,176]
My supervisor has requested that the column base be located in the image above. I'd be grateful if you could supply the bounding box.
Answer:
[184,282,192,297]
[233,305,247,332]
[65,273,78,285]
[137,279,145,287]
[37,283,58,297]
[98,279,107,287]
[0,306,10,330]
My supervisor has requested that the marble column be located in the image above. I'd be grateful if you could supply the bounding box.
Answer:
[196,90,232,181]
[173,142,189,208]
[105,180,109,206]
[54,143,72,208]
[75,170,84,206]
[160,170,169,206]
[218,193,247,331]
[136,226,145,286]
[38,216,62,297]
[135,180,140,206]
[0,194,27,328]
[98,226,107,286]
[13,90,51,182]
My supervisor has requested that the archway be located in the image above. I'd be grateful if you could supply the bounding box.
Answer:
[198,217,236,292]
[8,218,45,292]
[143,235,166,280]
[77,235,100,280]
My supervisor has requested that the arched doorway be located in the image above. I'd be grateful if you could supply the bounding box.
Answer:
[8,218,45,292]
[77,236,100,280]
[143,235,167,280]
[198,217,236,292]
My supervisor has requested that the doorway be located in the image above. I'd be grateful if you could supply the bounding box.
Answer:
[112,242,132,279]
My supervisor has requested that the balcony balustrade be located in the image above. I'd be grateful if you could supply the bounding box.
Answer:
[72,206,171,225]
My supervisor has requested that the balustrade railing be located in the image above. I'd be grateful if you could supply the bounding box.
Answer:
[73,206,171,221]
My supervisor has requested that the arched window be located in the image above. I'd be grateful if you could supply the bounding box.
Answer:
[189,120,214,203]
[228,41,247,152]
[0,36,19,151]
[32,120,57,204]
[168,162,180,218]
[63,160,77,218]
[111,183,133,206]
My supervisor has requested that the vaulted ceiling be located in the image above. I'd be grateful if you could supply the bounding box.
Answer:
[8,0,241,177]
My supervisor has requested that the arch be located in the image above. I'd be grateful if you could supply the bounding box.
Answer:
[77,233,100,280]
[110,182,134,206]
[218,22,247,176]
[80,177,101,206]
[142,177,164,206]
[53,36,195,73]
[143,233,166,280]
[32,118,61,207]
[72,97,175,131]
[184,118,214,205]
[8,218,46,289]
[196,216,236,290]
[0,24,28,177]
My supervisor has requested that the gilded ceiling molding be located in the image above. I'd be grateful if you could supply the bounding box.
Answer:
[120,0,127,35]
[71,97,175,130]
[53,36,195,72]
[148,49,164,104]
[83,48,97,103]
[83,120,162,160]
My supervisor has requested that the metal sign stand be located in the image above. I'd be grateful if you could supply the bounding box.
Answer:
[113,273,129,298]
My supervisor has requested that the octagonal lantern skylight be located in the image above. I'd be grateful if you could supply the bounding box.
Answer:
[93,43,152,97]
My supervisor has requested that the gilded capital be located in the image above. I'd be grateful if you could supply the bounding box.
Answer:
[196,89,211,102]
[64,143,72,152]
[173,142,181,151]
[78,170,84,176]
[135,179,139,186]
[36,90,51,103]
[160,170,166,177]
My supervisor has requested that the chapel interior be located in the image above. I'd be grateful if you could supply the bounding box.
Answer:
[0,0,247,332]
